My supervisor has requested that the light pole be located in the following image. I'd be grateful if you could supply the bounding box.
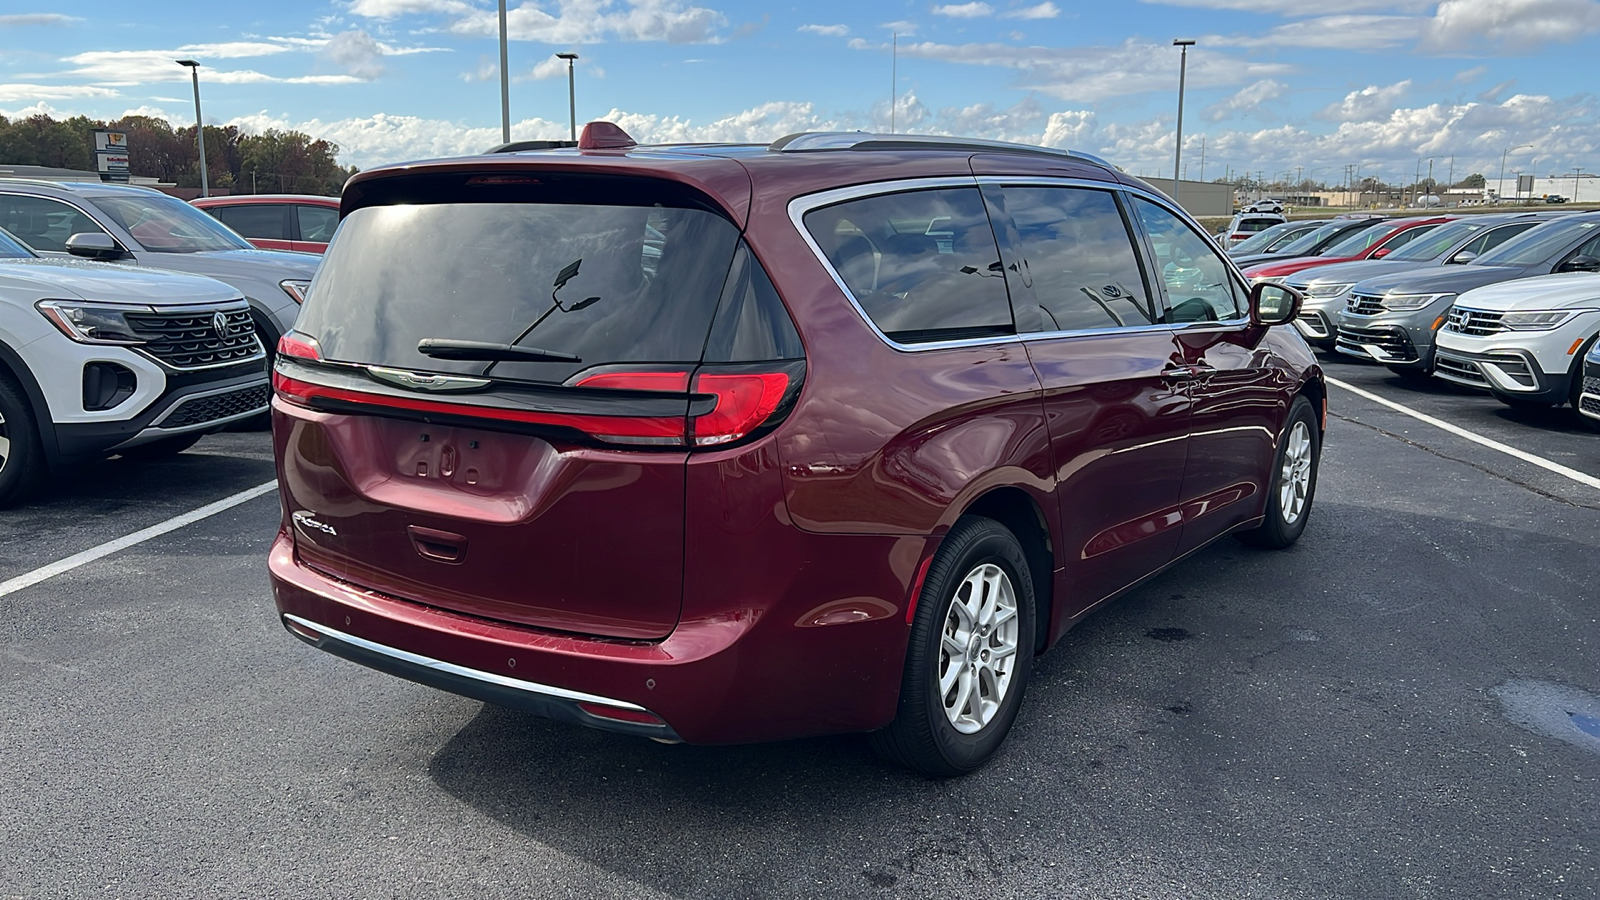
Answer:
[1498,144,1531,203]
[175,60,208,198]
[1172,39,1195,208]
[497,0,510,144]
[557,52,579,141]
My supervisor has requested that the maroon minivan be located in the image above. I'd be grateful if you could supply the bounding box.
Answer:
[270,124,1323,776]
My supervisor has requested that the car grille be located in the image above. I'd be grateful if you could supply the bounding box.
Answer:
[157,383,271,429]
[1434,354,1488,385]
[1347,294,1385,316]
[1580,373,1600,418]
[1443,307,1505,336]
[125,308,261,369]
[1336,323,1416,361]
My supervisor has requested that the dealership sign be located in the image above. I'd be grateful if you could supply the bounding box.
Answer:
[94,130,129,183]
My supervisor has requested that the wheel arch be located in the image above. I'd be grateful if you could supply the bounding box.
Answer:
[959,486,1055,654]
[1297,371,1328,435]
[0,341,61,469]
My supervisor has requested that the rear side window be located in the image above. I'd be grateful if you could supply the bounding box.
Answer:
[211,204,289,241]
[296,205,338,242]
[1375,223,1438,253]
[993,186,1155,332]
[295,200,741,384]
[1461,222,1536,258]
[0,194,106,253]
[804,188,1014,344]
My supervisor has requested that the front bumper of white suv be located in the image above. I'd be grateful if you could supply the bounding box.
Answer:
[1434,307,1600,404]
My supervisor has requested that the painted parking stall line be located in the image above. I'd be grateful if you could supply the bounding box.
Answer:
[0,479,278,599]
[1327,376,1600,493]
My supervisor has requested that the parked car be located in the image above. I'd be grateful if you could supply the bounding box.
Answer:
[1289,213,1555,347]
[192,194,340,254]
[1332,212,1600,377]
[0,227,268,506]
[1246,199,1284,214]
[1230,216,1387,269]
[1220,211,1287,248]
[1578,342,1600,423]
[0,181,318,357]
[1432,273,1600,411]
[1226,219,1329,258]
[1242,216,1453,285]
[269,124,1324,777]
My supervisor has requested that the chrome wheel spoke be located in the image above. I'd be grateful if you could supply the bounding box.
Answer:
[939,561,1021,734]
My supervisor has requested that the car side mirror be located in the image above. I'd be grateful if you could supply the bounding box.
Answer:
[65,232,125,260]
[1371,247,1391,259]
[1557,255,1600,273]
[1450,250,1478,264]
[1250,281,1302,327]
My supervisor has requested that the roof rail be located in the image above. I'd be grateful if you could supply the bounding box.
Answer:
[768,132,1113,168]
[486,140,579,154]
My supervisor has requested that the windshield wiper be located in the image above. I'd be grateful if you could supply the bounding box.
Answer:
[417,338,580,363]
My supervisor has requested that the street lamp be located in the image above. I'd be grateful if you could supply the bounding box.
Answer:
[1498,144,1532,204]
[557,53,579,141]
[497,0,511,144]
[1171,39,1195,208]
[175,60,208,198]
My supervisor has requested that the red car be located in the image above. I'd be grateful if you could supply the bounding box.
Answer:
[1241,216,1455,284]
[269,124,1324,775]
[191,194,340,253]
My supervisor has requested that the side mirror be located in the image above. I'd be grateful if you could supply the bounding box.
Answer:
[1557,255,1600,273]
[1250,281,1302,327]
[1450,250,1478,265]
[65,232,124,260]
[1371,247,1391,259]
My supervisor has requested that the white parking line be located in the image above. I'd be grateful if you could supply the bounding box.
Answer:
[1327,376,1600,493]
[0,479,278,599]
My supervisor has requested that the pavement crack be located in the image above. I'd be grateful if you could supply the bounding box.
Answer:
[1331,411,1600,510]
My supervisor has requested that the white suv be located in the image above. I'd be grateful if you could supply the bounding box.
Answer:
[1434,272,1600,411]
[0,228,269,506]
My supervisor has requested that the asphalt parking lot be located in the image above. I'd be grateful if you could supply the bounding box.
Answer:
[2,352,1597,900]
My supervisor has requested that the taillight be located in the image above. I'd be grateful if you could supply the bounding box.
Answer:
[690,371,790,446]
[277,332,321,360]
[575,371,690,391]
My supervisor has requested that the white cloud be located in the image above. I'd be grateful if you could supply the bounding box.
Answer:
[1423,0,1600,52]
[528,54,569,79]
[446,0,728,44]
[1319,80,1411,123]
[321,30,388,80]
[347,0,475,18]
[798,24,850,37]
[1205,79,1287,122]
[1207,15,1426,51]
[933,3,995,17]
[1001,2,1060,18]
[0,83,120,102]
[0,13,79,27]
[1455,65,1488,84]
[1140,0,1429,10]
[882,20,918,35]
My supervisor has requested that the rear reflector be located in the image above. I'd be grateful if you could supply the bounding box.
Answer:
[577,701,663,725]
[691,372,789,446]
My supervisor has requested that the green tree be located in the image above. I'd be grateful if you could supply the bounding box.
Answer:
[1458,173,1486,189]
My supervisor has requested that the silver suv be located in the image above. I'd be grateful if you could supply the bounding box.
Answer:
[0,181,318,354]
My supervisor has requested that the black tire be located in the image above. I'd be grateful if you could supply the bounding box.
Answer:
[116,432,203,460]
[870,516,1036,778]
[1236,395,1320,549]
[0,372,47,508]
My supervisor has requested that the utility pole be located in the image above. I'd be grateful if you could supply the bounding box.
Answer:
[1171,39,1195,207]
[557,52,579,141]
[1198,135,1205,181]
[175,60,208,198]
[497,0,510,144]
[1574,167,1583,203]
[890,33,897,133]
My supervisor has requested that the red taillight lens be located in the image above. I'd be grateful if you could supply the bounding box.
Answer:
[575,371,690,391]
[277,333,322,360]
[691,372,789,446]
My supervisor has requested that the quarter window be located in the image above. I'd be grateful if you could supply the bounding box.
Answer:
[993,186,1155,333]
[1132,198,1244,323]
[296,205,339,243]
[0,194,107,253]
[804,188,1014,345]
[212,204,290,241]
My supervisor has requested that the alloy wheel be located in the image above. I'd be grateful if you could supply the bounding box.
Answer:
[938,563,1021,734]
[1279,420,1313,526]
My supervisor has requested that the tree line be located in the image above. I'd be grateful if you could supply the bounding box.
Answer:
[0,113,355,196]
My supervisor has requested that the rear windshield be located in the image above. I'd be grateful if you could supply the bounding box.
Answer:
[295,201,742,384]
[1475,216,1600,267]
[1228,221,1298,254]
[1234,217,1280,233]
[88,192,253,253]
[1385,220,1482,261]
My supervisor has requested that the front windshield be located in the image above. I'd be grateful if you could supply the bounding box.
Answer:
[88,192,252,253]
[1228,222,1296,254]
[0,228,36,259]
[1475,217,1600,267]
[1385,220,1483,261]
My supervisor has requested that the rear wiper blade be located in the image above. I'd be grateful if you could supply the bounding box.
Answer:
[417,338,580,363]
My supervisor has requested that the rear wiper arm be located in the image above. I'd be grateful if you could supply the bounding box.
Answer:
[417,338,580,363]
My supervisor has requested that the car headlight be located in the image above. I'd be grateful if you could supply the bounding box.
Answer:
[1501,309,1593,330]
[1381,292,1455,312]
[1303,282,1353,299]
[280,279,312,304]
[36,300,148,345]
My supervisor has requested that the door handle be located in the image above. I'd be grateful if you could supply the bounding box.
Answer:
[408,525,467,564]
[1162,363,1214,379]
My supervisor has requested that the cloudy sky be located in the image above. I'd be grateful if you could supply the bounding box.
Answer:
[1,0,1597,186]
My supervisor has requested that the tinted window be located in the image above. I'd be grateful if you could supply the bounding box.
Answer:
[703,243,804,362]
[1324,223,1412,257]
[297,201,740,384]
[1234,216,1281,234]
[1373,223,1438,254]
[1227,221,1300,255]
[0,228,35,258]
[1477,217,1600,267]
[1386,220,1481,261]
[805,188,1014,344]
[297,205,339,243]
[1460,222,1537,258]
[996,186,1154,333]
[211,204,289,241]
[1277,220,1378,256]
[89,192,251,252]
[1133,197,1244,323]
[0,194,107,253]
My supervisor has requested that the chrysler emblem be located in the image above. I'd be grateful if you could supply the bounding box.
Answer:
[366,365,492,393]
[212,311,229,336]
